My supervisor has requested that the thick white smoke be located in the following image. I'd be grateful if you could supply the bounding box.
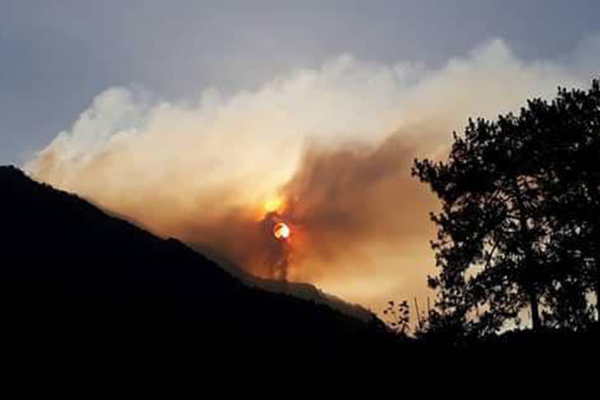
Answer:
[27,38,600,313]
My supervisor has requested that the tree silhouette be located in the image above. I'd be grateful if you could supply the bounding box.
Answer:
[524,81,600,325]
[414,118,549,332]
[413,79,600,332]
[382,300,411,335]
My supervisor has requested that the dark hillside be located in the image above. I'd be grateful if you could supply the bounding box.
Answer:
[1,165,596,387]
[0,166,388,385]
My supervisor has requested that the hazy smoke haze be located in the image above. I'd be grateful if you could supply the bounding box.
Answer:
[28,38,600,312]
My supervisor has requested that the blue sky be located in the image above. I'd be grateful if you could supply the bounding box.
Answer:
[2,0,600,165]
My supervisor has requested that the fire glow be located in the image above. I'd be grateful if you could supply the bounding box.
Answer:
[273,222,291,240]
[258,197,297,280]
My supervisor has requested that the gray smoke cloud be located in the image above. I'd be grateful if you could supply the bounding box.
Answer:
[27,38,600,313]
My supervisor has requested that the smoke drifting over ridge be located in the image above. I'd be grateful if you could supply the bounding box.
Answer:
[27,39,600,311]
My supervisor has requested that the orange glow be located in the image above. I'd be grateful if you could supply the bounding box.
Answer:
[264,197,284,213]
[273,222,291,240]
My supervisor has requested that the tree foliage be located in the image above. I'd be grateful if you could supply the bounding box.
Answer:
[413,79,600,334]
[382,300,411,335]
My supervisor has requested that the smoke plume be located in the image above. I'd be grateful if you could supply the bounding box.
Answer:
[27,38,600,312]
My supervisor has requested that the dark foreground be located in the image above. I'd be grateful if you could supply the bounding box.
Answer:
[0,166,597,386]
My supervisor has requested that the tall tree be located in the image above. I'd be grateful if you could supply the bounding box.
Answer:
[414,115,550,332]
[415,79,600,332]
[526,81,600,322]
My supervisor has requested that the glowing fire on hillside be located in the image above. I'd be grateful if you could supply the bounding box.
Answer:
[258,197,300,281]
[273,222,291,240]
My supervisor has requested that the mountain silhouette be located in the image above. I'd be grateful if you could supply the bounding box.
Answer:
[87,189,376,322]
[4,165,596,387]
[196,248,375,322]
[0,166,388,385]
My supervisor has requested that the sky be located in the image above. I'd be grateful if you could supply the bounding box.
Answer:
[3,1,600,314]
[2,0,600,165]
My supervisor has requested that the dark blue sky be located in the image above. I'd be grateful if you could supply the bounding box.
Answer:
[1,0,600,164]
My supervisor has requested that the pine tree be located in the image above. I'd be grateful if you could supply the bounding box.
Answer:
[415,115,551,331]
[414,79,600,332]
